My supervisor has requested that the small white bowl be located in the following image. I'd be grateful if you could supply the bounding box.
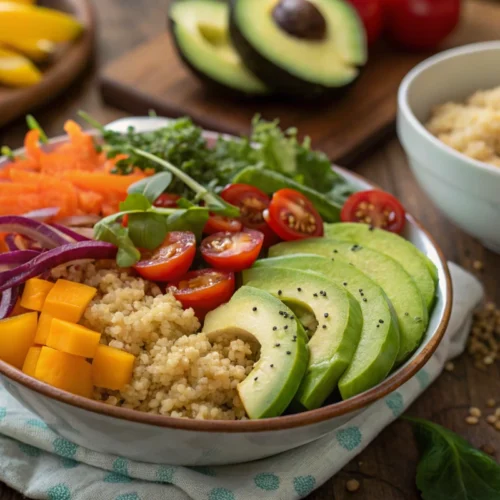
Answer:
[397,41,500,253]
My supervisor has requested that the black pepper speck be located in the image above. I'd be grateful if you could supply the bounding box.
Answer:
[270,364,274,368]
[324,313,329,318]
[286,351,291,355]
[273,326,277,331]
[313,293,318,297]
[379,319,384,324]
[343,282,348,286]
[333,249,338,253]
[284,325,288,330]
[252,307,257,312]
[322,324,327,329]
[275,343,280,347]
[297,287,302,292]
[363,298,367,302]
[278,290,282,295]
[254,377,258,381]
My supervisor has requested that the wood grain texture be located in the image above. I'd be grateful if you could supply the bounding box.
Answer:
[0,0,96,128]
[100,1,500,165]
[1,1,499,499]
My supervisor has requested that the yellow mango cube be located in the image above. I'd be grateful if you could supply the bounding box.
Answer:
[20,278,54,311]
[0,312,38,368]
[35,347,93,398]
[92,345,135,391]
[22,346,42,377]
[43,279,97,323]
[34,312,53,345]
[12,298,28,316]
[46,319,101,359]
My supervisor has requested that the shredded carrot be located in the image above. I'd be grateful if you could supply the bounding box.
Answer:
[0,120,148,221]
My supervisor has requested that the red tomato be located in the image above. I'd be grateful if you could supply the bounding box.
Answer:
[383,0,461,50]
[203,215,242,235]
[134,231,196,281]
[154,193,181,208]
[264,189,323,241]
[341,190,406,233]
[348,0,383,45]
[220,184,277,247]
[200,229,264,272]
[170,269,235,317]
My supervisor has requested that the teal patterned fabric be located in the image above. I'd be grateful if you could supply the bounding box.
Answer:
[0,264,483,500]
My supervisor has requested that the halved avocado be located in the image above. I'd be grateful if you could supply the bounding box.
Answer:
[169,0,269,95]
[229,0,367,97]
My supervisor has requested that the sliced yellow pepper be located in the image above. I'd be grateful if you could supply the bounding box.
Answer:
[0,2,83,43]
[0,47,42,87]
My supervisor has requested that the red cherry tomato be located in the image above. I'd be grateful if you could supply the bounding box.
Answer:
[383,0,461,51]
[154,193,181,208]
[134,231,196,281]
[264,189,323,241]
[170,269,235,318]
[341,190,406,233]
[203,215,243,235]
[200,229,264,272]
[220,184,277,247]
[348,0,383,45]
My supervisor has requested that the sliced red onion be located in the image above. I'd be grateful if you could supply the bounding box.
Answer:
[51,223,91,242]
[0,241,117,293]
[0,216,72,248]
[56,215,100,227]
[0,250,40,266]
[23,207,60,222]
[0,287,20,320]
[4,233,40,252]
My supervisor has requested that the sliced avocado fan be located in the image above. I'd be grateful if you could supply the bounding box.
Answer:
[253,254,400,400]
[242,267,362,410]
[269,239,429,364]
[203,286,308,419]
[324,223,438,311]
[169,0,268,95]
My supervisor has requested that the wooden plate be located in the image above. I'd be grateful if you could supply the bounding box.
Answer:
[0,0,95,128]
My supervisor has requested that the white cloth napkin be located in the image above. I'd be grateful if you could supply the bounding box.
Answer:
[0,263,484,500]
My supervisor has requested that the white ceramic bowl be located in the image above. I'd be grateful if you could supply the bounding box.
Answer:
[398,41,500,253]
[0,118,452,465]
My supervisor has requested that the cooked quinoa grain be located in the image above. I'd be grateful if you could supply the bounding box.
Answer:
[51,261,255,420]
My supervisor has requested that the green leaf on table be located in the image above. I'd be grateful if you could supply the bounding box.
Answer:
[93,221,140,267]
[165,207,209,241]
[119,193,152,212]
[127,212,167,250]
[128,172,173,203]
[405,416,500,500]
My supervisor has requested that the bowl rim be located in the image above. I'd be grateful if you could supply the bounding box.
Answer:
[398,40,500,177]
[0,131,452,433]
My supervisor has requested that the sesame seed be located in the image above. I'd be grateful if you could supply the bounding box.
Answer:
[322,324,327,329]
[279,311,284,316]
[275,343,280,347]
[324,313,329,318]
[487,398,496,408]
[286,351,291,355]
[359,289,363,293]
[444,362,455,372]
[487,415,497,425]
[469,407,482,418]
[379,319,384,324]
[273,326,277,331]
[284,325,288,330]
[343,282,348,286]
[254,377,258,381]
[346,479,360,492]
[278,290,282,295]
[363,298,367,302]
[405,312,409,316]
[297,287,302,292]
[473,260,484,271]
[270,364,274,368]
[314,293,318,297]
[333,249,338,253]
[320,291,325,295]
[376,325,380,328]
[465,416,479,425]
[253,307,257,312]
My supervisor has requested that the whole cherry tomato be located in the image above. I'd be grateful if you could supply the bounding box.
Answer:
[348,0,384,46]
[383,0,461,51]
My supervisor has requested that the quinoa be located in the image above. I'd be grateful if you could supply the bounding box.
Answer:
[426,86,500,167]
[51,261,255,420]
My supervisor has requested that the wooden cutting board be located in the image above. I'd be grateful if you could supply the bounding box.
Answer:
[100,1,499,164]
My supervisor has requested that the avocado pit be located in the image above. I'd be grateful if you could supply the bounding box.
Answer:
[272,0,327,41]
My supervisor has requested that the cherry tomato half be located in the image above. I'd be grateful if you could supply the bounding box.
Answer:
[383,0,461,51]
[203,215,242,235]
[200,229,264,272]
[154,193,181,208]
[264,189,323,241]
[348,0,383,45]
[220,184,277,247]
[341,190,406,234]
[134,231,196,281]
[170,269,235,318]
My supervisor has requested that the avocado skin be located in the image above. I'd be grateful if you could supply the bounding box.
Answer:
[229,0,360,99]
[168,10,269,98]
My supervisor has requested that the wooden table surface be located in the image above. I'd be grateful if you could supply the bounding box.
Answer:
[0,1,498,499]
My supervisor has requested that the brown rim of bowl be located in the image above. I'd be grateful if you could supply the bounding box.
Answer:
[0,161,452,433]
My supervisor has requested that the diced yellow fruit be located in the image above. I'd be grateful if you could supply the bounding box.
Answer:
[0,312,38,368]
[11,298,28,316]
[92,345,135,391]
[20,278,54,312]
[5,0,36,4]
[0,38,55,62]
[46,318,101,359]
[43,279,97,323]
[0,46,42,87]
[22,346,42,377]
[0,3,83,43]
[35,346,93,398]
[34,311,53,345]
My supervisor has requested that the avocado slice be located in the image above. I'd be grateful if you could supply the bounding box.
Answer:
[230,0,367,97]
[202,286,308,419]
[324,223,438,310]
[242,267,362,410]
[253,254,400,399]
[169,0,269,95]
[269,239,429,364]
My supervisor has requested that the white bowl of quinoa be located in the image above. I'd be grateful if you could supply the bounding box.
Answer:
[398,41,500,253]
